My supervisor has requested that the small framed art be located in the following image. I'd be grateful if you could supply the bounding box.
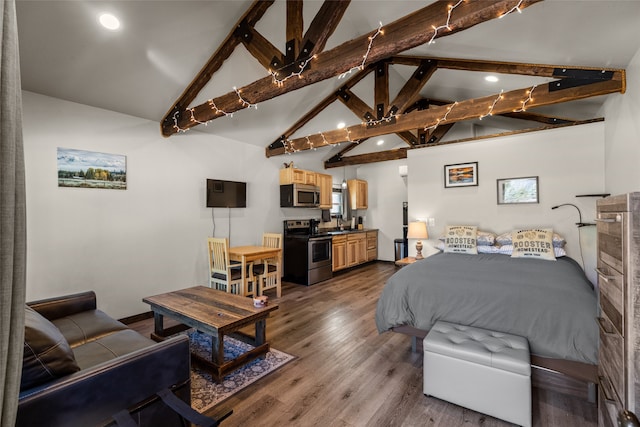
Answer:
[497,176,539,204]
[444,162,478,188]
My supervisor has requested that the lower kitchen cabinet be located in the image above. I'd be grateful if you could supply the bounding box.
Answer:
[332,235,347,271]
[332,230,377,272]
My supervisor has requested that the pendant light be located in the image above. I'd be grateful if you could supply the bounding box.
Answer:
[341,167,347,189]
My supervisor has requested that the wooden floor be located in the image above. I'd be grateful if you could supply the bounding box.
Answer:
[131,261,597,427]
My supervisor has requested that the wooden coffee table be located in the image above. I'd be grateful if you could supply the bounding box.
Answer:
[142,286,279,382]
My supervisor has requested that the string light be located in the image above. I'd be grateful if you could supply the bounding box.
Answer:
[270,56,315,86]
[424,102,458,132]
[208,99,233,117]
[172,111,189,133]
[233,86,258,109]
[339,22,384,79]
[515,84,537,112]
[365,113,399,127]
[320,132,329,146]
[189,108,209,125]
[479,90,504,120]
[428,0,464,44]
[499,0,524,18]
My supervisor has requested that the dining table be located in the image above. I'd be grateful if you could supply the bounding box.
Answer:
[228,245,282,297]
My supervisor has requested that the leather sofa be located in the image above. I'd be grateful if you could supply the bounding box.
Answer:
[17,291,191,427]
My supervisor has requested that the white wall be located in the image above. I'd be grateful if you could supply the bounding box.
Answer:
[603,45,640,194]
[22,91,286,318]
[356,160,408,261]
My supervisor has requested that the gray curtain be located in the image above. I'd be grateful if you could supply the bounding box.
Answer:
[0,0,26,425]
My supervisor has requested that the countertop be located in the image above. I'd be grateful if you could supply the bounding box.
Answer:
[315,228,377,237]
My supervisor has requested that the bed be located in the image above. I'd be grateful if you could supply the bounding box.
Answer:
[375,252,598,401]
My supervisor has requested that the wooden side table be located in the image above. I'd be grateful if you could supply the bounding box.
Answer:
[395,256,417,267]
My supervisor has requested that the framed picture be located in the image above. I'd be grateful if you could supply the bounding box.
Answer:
[444,162,478,188]
[497,176,539,204]
[57,148,127,190]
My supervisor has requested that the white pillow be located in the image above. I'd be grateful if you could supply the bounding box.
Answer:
[440,230,495,246]
[443,225,478,255]
[496,231,566,248]
[498,245,566,258]
[434,241,566,257]
[510,229,556,261]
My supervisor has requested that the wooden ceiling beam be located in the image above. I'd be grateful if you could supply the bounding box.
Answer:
[163,0,543,136]
[241,27,285,72]
[374,62,389,119]
[272,75,624,154]
[286,0,303,62]
[325,148,408,168]
[391,55,624,82]
[160,0,274,126]
[391,60,438,115]
[327,118,603,168]
[298,0,351,61]
[338,89,375,122]
[266,64,375,152]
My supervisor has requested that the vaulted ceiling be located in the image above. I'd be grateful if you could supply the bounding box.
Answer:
[17,1,640,168]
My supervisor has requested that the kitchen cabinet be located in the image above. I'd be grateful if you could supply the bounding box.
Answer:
[317,173,333,209]
[596,193,640,427]
[333,230,377,272]
[280,168,317,185]
[346,233,366,267]
[366,230,378,261]
[332,235,347,271]
[347,179,368,210]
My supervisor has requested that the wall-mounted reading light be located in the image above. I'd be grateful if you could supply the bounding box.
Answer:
[551,203,595,227]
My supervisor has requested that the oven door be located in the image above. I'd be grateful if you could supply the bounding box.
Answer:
[308,237,332,269]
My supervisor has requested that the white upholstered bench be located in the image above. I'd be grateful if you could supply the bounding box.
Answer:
[423,321,531,427]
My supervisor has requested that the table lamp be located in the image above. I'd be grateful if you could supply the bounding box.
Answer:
[407,221,429,259]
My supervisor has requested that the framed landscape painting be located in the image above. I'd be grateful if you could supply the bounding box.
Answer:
[497,176,539,204]
[444,162,478,188]
[57,148,127,190]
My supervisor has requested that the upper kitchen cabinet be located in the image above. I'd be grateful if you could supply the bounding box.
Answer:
[347,179,368,210]
[280,168,317,186]
[317,173,332,209]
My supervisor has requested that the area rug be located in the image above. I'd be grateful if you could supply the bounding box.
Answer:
[185,330,295,413]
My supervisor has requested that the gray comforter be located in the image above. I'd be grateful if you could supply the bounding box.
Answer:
[375,252,598,364]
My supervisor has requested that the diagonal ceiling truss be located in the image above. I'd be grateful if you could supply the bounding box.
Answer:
[161,0,626,168]
[161,0,544,137]
[264,56,625,167]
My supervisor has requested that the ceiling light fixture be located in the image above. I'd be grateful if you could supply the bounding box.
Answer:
[485,75,499,83]
[99,13,120,31]
[337,122,346,129]
[377,139,384,146]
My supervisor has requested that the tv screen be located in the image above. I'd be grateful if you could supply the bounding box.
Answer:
[206,179,247,208]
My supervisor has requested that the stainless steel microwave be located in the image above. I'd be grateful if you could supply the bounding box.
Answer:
[280,184,320,208]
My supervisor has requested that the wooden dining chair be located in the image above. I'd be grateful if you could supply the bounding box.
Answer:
[253,233,282,298]
[207,237,255,296]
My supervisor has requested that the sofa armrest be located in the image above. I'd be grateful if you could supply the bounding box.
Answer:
[17,334,191,427]
[27,291,97,320]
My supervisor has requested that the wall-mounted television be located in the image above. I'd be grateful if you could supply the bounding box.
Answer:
[206,179,247,208]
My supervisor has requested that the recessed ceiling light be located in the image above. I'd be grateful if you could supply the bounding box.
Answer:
[485,75,499,83]
[337,122,346,129]
[377,139,384,146]
[99,13,120,31]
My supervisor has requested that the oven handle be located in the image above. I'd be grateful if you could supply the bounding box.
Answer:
[308,236,333,242]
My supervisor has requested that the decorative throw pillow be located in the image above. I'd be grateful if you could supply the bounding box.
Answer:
[21,305,80,391]
[498,244,566,258]
[443,225,478,255]
[496,231,566,248]
[440,229,495,246]
[510,229,556,261]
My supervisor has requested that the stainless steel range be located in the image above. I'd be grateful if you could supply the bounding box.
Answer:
[283,220,332,286]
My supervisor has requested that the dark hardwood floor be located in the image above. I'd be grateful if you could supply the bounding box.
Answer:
[131,261,597,427]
